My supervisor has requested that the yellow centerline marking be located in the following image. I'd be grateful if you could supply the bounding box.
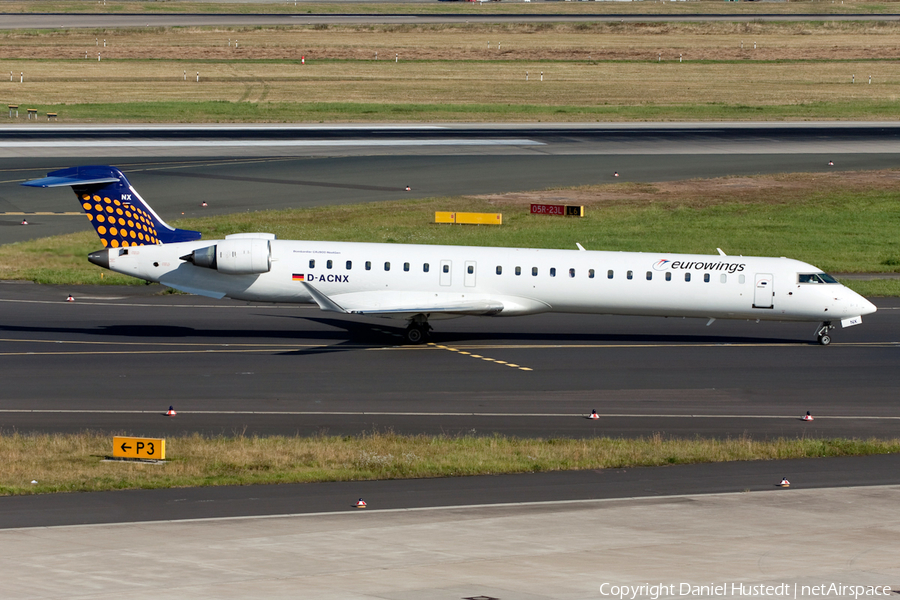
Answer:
[427,342,532,372]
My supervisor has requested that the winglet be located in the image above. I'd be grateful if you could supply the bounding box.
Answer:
[302,282,350,313]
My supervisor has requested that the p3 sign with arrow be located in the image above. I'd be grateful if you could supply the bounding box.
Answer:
[113,436,166,460]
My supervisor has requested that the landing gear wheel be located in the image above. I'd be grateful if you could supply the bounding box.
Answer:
[815,321,833,346]
[405,325,426,345]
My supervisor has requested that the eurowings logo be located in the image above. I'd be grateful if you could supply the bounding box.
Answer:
[652,259,671,271]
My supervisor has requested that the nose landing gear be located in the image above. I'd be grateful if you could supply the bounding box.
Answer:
[815,321,834,346]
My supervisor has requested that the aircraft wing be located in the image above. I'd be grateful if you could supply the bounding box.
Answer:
[302,282,504,316]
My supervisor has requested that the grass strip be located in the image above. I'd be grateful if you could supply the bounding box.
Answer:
[2,431,898,496]
[3,171,899,294]
[16,100,900,124]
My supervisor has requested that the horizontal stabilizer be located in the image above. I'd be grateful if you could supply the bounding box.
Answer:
[22,175,121,188]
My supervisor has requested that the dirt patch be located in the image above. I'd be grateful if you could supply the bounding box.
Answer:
[475,169,900,209]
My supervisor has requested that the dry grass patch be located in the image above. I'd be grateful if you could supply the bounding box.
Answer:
[3,431,898,496]
[3,59,899,110]
[3,22,900,61]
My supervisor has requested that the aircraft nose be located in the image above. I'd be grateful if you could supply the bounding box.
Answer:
[861,297,878,315]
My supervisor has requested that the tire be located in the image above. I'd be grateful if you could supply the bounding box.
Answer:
[818,334,831,346]
[405,326,425,344]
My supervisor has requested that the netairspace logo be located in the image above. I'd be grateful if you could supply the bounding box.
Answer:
[598,582,894,600]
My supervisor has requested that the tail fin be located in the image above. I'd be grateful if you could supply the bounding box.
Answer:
[22,165,201,248]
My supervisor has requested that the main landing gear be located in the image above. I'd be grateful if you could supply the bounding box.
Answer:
[404,314,432,345]
[816,321,834,346]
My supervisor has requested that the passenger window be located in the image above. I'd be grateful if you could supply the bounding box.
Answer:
[515,266,521,276]
[404,262,410,272]
[608,270,614,279]
[627,271,633,280]
[665,272,671,281]
[646,271,652,280]
[424,263,430,273]
[385,262,391,271]
[589,269,595,279]
[346,260,352,270]
[550,268,556,277]
[739,274,745,284]
[467,265,474,274]
[685,273,691,282]
[443,264,450,273]
[496,266,502,275]
[569,268,575,278]
[326,260,332,269]
[704,273,710,283]
[309,259,315,269]
[720,274,727,283]
[365,261,371,271]
[532,267,538,276]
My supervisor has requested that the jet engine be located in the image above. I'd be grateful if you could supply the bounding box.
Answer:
[181,238,271,275]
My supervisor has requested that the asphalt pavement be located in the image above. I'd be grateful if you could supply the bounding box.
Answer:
[0,282,896,439]
[1,454,898,529]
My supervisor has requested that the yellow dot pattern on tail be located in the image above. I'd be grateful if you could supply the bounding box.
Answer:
[81,193,159,247]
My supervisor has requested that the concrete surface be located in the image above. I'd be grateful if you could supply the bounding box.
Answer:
[1,485,897,599]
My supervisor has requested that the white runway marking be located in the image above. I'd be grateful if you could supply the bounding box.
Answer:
[1,139,544,148]
[0,409,896,420]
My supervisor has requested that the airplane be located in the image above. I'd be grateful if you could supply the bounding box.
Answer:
[23,165,876,346]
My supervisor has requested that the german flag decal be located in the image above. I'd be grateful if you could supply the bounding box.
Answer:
[292,274,305,281]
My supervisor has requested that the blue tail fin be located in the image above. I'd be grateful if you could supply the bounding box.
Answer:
[23,165,201,248]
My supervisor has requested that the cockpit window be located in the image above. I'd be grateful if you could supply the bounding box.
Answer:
[799,273,839,284]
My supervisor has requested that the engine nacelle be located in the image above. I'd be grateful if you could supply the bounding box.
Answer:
[181,238,272,275]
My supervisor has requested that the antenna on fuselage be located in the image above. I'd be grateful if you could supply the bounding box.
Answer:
[717,248,726,256]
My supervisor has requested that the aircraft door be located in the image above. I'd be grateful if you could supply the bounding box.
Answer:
[440,260,452,286]
[464,261,476,287]
[753,273,774,309]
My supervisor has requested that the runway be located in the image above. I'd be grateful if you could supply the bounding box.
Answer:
[0,282,896,439]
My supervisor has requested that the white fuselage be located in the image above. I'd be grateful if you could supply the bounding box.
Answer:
[101,238,876,325]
